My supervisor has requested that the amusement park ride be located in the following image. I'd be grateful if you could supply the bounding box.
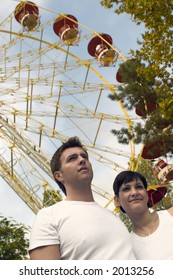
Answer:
[0,1,172,215]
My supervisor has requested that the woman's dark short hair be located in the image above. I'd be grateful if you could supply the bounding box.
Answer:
[113,171,148,213]
[113,170,148,196]
[50,136,88,195]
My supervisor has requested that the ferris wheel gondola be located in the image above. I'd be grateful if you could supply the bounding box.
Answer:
[0,1,172,214]
[0,1,136,213]
[14,1,40,31]
[53,14,80,45]
[154,159,173,183]
[88,33,118,66]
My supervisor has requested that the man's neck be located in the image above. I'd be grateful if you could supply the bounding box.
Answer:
[65,190,94,202]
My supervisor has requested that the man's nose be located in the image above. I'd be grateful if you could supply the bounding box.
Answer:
[79,156,86,164]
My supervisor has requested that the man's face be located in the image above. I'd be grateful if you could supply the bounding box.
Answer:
[54,147,93,188]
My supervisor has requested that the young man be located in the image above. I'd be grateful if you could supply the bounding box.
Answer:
[113,170,173,259]
[29,137,135,260]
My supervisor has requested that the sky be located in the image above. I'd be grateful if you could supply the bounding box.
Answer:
[0,0,145,228]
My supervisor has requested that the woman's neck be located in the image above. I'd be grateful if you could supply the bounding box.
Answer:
[131,210,159,236]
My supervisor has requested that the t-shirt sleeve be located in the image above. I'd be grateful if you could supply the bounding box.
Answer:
[29,208,60,251]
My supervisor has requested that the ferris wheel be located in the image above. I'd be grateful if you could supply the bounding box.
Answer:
[1,1,170,214]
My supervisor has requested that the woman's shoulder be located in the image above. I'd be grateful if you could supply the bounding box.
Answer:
[167,207,173,217]
[157,207,173,219]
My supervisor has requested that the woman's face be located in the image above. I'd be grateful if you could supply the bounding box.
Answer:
[115,178,149,215]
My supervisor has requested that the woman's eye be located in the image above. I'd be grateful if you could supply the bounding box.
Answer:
[122,187,130,192]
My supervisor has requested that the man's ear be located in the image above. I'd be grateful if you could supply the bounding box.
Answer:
[54,171,64,183]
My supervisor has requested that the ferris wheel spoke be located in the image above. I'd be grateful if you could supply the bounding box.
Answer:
[0,2,138,212]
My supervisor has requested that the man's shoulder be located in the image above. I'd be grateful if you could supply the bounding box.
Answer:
[38,201,65,215]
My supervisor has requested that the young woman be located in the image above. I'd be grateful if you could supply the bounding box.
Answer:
[113,170,173,259]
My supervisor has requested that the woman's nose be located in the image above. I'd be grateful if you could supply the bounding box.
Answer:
[131,187,138,195]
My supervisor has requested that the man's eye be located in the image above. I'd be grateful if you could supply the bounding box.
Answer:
[68,156,76,161]
[82,154,88,159]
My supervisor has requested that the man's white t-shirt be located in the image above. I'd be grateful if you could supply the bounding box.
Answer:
[29,201,135,260]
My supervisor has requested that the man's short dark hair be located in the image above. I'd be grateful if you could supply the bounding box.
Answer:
[50,136,88,195]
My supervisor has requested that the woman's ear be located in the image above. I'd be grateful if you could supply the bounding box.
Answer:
[114,195,126,213]
[114,195,120,206]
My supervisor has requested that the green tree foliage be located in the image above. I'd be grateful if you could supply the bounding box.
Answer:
[101,0,173,149]
[43,189,62,207]
[133,158,157,185]
[0,216,29,260]
[109,59,173,154]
